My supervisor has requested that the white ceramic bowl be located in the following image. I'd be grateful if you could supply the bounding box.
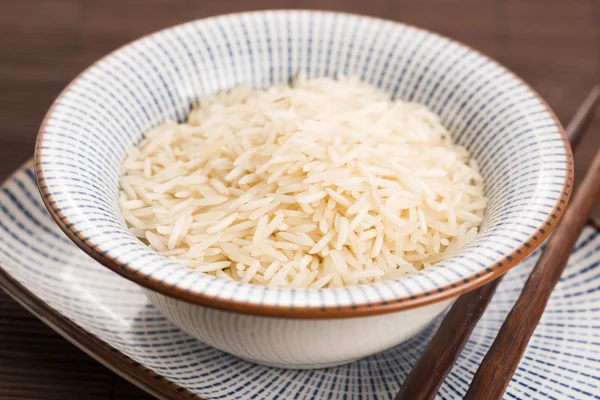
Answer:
[35,10,572,369]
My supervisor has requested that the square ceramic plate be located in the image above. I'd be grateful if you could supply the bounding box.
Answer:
[1,160,599,399]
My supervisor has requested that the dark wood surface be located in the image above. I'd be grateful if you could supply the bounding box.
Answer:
[0,0,599,399]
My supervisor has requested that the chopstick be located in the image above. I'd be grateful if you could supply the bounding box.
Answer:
[566,85,600,150]
[464,134,600,396]
[395,86,600,400]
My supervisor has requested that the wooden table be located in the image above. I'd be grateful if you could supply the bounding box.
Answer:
[1,1,599,398]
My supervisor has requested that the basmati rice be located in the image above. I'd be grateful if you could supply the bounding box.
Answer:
[119,76,487,288]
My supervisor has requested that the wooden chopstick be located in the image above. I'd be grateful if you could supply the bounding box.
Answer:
[395,86,600,400]
[566,86,600,149]
[464,146,600,399]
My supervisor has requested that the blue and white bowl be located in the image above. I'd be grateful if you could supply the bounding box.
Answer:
[35,10,572,368]
[2,162,598,399]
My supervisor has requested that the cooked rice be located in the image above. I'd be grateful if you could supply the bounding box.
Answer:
[119,76,487,288]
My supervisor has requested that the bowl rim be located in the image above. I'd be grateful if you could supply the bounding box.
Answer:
[34,9,573,319]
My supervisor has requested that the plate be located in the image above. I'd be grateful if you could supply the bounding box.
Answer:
[1,160,599,400]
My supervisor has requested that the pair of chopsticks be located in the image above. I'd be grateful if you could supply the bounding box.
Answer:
[396,86,600,400]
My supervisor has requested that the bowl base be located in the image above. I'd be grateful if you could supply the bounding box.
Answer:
[236,355,363,370]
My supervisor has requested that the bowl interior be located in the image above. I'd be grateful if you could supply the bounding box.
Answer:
[36,10,570,314]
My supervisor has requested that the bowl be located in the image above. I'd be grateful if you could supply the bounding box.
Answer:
[35,10,572,369]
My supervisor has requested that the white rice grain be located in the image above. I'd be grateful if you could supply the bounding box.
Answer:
[120,76,487,289]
